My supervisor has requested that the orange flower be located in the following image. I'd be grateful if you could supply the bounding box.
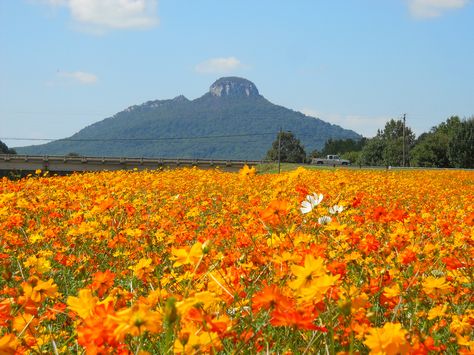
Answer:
[260,200,289,226]
[0,299,12,327]
[91,270,115,298]
[442,256,465,270]
[77,301,120,353]
[0,333,19,354]
[252,285,291,312]
[270,308,325,331]
[22,277,58,303]
[13,312,38,336]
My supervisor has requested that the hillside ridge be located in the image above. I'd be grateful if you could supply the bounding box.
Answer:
[16,77,362,159]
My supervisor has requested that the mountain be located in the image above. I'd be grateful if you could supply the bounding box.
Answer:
[16,77,362,160]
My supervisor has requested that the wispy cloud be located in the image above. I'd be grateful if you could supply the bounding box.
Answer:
[195,57,244,74]
[301,109,392,138]
[407,0,470,18]
[36,0,158,31]
[57,71,98,84]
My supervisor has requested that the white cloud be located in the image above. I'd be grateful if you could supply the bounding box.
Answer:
[407,0,470,18]
[58,71,98,84]
[37,0,158,30]
[195,57,243,74]
[301,109,391,138]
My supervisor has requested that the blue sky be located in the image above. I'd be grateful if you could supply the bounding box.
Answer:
[1,0,473,148]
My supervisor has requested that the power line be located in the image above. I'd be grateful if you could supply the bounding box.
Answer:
[0,132,278,143]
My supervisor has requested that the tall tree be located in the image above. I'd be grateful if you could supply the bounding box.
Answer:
[265,131,306,163]
[360,119,415,166]
[411,116,461,168]
[447,117,474,168]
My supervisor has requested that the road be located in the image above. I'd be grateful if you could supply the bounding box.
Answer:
[0,154,262,174]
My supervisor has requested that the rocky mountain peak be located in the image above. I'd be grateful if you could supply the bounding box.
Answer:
[209,77,259,98]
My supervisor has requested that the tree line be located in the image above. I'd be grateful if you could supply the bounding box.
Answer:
[265,115,474,168]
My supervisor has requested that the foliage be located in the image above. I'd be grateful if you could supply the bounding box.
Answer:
[360,137,385,166]
[0,140,16,154]
[265,131,306,163]
[321,138,367,156]
[309,148,320,159]
[341,150,362,165]
[360,119,415,166]
[0,168,472,353]
[410,116,462,168]
[447,117,474,168]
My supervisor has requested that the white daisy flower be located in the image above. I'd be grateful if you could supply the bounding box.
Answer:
[329,204,344,214]
[318,215,332,225]
[300,193,324,214]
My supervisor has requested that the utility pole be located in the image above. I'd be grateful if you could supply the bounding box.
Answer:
[278,127,282,174]
[402,113,406,167]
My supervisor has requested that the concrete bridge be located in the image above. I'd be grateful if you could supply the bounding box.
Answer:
[0,154,263,174]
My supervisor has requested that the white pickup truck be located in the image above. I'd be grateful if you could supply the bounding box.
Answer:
[311,155,350,166]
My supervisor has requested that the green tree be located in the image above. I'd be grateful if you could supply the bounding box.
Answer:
[265,131,306,163]
[309,149,321,159]
[342,151,362,165]
[0,140,16,154]
[360,119,415,166]
[411,116,462,168]
[321,138,367,156]
[447,117,474,168]
[360,137,385,166]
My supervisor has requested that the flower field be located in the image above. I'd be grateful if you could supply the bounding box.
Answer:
[1,167,473,354]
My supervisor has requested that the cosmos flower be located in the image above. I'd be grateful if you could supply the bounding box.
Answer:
[364,322,409,354]
[300,193,323,214]
[422,276,451,296]
[112,303,162,339]
[67,289,98,319]
[318,216,332,225]
[328,204,344,214]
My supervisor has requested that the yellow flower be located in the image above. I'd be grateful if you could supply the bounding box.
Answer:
[456,334,474,348]
[422,276,450,296]
[67,289,98,319]
[427,304,447,320]
[23,278,58,303]
[239,164,256,178]
[112,303,162,339]
[364,322,409,355]
[383,284,401,299]
[170,242,203,268]
[174,326,221,354]
[299,273,340,303]
[450,315,472,335]
[176,292,217,316]
[273,251,301,264]
[129,258,154,279]
[24,255,51,274]
[289,255,326,290]
[29,233,45,244]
